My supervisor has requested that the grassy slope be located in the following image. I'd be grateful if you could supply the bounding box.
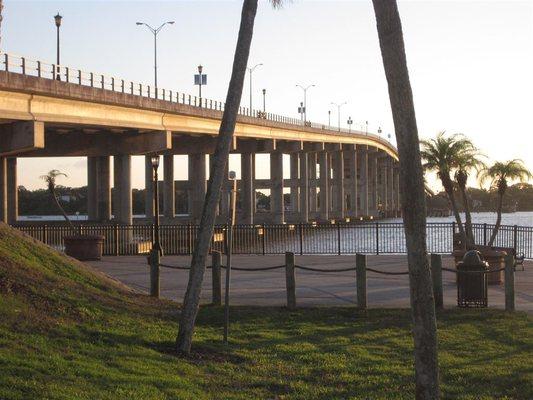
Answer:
[0,223,532,400]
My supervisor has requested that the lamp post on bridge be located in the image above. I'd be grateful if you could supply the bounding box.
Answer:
[136,21,175,89]
[195,65,207,101]
[247,63,263,112]
[54,13,62,80]
[330,101,347,132]
[296,84,315,124]
[328,110,331,128]
[262,88,266,113]
[347,116,353,133]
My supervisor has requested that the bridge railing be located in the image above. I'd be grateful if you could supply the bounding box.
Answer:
[13,221,533,260]
[0,52,391,147]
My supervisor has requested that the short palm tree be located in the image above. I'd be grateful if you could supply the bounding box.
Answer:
[176,0,284,355]
[479,160,531,246]
[420,132,481,248]
[40,170,75,232]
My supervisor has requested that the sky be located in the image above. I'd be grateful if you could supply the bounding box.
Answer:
[3,0,533,191]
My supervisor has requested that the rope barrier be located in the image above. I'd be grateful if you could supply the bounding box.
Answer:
[365,267,410,276]
[295,265,357,273]
[441,267,507,274]
[221,265,285,271]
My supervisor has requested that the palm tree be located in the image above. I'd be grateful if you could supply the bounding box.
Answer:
[40,170,75,233]
[421,132,481,249]
[372,1,439,398]
[479,160,531,246]
[176,0,283,355]
[454,145,484,248]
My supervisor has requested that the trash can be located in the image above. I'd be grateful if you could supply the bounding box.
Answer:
[456,250,488,308]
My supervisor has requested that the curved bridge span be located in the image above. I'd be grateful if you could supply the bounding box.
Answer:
[0,53,400,225]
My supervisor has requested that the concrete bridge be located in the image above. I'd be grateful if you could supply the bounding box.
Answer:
[0,53,400,225]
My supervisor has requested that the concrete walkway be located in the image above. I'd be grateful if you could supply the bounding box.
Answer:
[88,255,533,313]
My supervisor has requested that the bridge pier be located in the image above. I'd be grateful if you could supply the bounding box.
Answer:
[240,153,254,224]
[331,150,344,220]
[345,146,358,219]
[163,155,175,219]
[113,155,132,225]
[358,146,369,218]
[368,151,379,218]
[308,152,317,216]
[144,156,154,220]
[387,159,394,218]
[289,153,299,213]
[189,154,206,224]
[318,151,329,221]
[299,151,309,223]
[270,151,284,224]
[6,158,17,224]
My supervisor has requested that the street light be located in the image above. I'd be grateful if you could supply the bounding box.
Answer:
[262,88,266,113]
[194,64,207,99]
[247,63,263,111]
[328,110,331,128]
[223,170,238,344]
[347,116,353,133]
[148,154,161,297]
[296,84,315,123]
[330,101,347,132]
[54,13,62,80]
[136,21,175,89]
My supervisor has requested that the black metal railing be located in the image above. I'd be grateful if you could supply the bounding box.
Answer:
[13,222,533,259]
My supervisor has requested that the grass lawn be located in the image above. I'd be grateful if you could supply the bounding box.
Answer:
[1,223,532,399]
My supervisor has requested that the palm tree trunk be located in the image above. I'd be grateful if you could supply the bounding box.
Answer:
[442,180,466,248]
[51,190,75,233]
[488,191,504,246]
[372,1,440,399]
[459,185,475,248]
[176,0,258,355]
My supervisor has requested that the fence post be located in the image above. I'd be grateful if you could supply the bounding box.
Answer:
[483,223,487,246]
[285,252,296,310]
[148,248,160,298]
[356,253,367,310]
[430,253,443,310]
[42,224,48,244]
[114,224,119,256]
[513,225,518,253]
[375,222,380,255]
[337,223,341,255]
[262,223,266,256]
[211,251,222,306]
[504,253,515,312]
[299,224,304,256]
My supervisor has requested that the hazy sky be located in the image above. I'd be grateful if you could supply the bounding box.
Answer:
[4,0,533,191]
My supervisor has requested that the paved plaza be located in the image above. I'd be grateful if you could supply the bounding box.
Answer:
[88,255,533,313]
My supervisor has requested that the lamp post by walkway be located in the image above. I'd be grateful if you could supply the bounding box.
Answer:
[223,170,238,344]
[149,154,162,297]
[136,21,175,89]
[54,13,62,80]
[247,63,262,112]
[330,102,347,132]
[296,84,315,123]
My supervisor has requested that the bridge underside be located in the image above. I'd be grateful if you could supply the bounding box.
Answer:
[0,71,401,225]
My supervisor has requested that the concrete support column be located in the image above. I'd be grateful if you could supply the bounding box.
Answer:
[318,151,329,221]
[163,155,175,219]
[358,146,369,217]
[241,153,254,224]
[380,158,388,214]
[270,151,284,224]
[332,151,344,219]
[345,149,358,218]
[394,165,401,215]
[387,159,394,216]
[96,156,111,221]
[0,157,7,223]
[289,153,299,212]
[189,154,206,223]
[87,157,98,221]
[113,155,132,225]
[144,155,154,220]
[299,152,309,223]
[308,153,317,214]
[7,158,17,224]
[368,152,378,216]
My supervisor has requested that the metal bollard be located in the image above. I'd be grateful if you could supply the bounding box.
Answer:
[430,253,444,310]
[211,251,222,306]
[356,253,367,310]
[504,253,515,312]
[148,247,160,298]
[285,252,296,310]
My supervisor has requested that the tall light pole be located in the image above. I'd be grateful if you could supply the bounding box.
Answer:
[296,84,315,123]
[136,21,175,89]
[195,65,207,100]
[328,110,331,128]
[262,88,266,113]
[54,13,62,80]
[347,116,353,133]
[248,63,263,111]
[149,154,161,298]
[330,102,347,132]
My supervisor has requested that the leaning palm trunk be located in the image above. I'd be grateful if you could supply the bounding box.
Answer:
[176,0,258,354]
[372,1,439,399]
[458,186,475,248]
[488,191,504,246]
[50,189,75,233]
[441,178,466,249]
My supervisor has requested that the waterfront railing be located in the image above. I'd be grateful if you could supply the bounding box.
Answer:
[14,222,533,260]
